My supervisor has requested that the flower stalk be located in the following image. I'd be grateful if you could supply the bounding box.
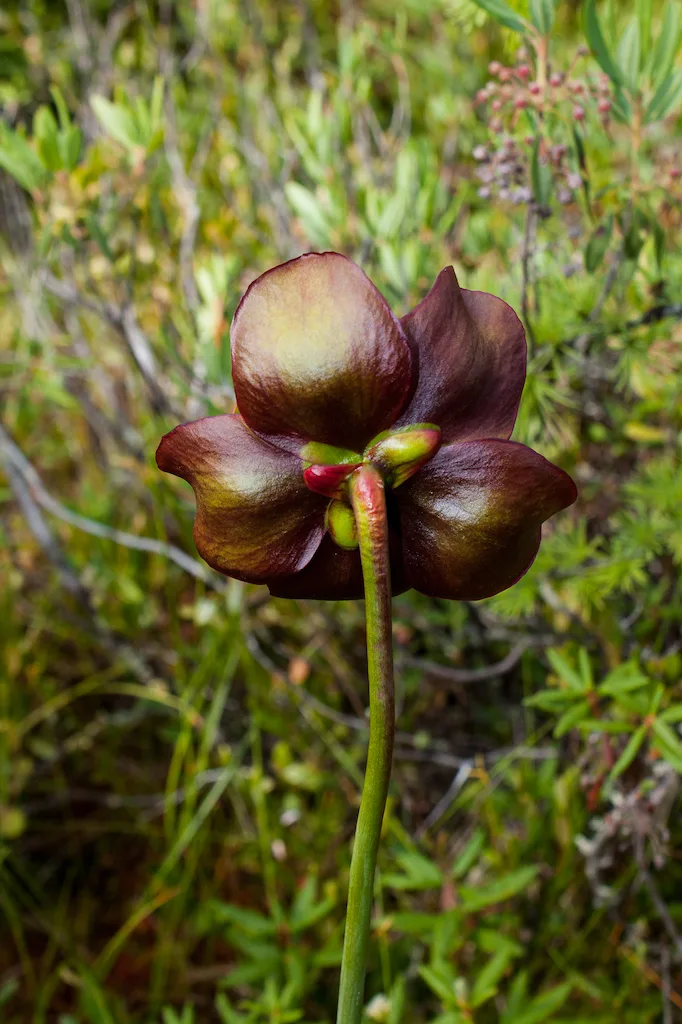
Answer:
[336,464,395,1023]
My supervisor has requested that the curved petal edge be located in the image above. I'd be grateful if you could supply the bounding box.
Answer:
[156,414,327,584]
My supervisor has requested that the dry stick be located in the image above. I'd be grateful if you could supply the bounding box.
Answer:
[159,8,201,316]
[1,450,155,685]
[40,271,172,415]
[247,631,553,766]
[634,831,682,961]
[0,423,224,591]
[403,639,530,685]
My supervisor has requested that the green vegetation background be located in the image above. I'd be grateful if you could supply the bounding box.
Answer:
[1,0,682,1021]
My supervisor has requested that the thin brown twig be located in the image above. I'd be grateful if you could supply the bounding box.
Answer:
[634,831,682,961]
[403,640,530,685]
[40,271,172,414]
[1,449,156,685]
[0,422,224,591]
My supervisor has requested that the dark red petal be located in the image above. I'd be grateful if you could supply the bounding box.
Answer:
[156,415,327,583]
[398,439,577,600]
[395,266,527,443]
[269,519,407,601]
[231,252,413,451]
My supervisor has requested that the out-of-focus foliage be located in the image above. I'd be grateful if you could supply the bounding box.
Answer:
[1,0,682,1020]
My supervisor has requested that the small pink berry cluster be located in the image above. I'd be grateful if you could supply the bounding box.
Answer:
[472,47,614,210]
[475,47,614,133]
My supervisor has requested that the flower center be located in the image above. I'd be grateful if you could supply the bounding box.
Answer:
[302,424,441,549]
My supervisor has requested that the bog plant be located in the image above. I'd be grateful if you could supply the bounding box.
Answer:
[157,252,576,1018]
[1,0,682,1020]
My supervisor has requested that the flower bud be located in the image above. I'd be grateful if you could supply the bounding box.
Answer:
[366,424,441,489]
[573,105,585,121]
[304,462,360,499]
[326,499,358,550]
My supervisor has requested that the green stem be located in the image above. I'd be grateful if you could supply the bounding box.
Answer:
[336,464,395,1023]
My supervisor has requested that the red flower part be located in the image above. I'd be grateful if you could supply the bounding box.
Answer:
[157,252,577,600]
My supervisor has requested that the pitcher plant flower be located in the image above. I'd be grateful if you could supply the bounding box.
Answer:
[156,252,576,1022]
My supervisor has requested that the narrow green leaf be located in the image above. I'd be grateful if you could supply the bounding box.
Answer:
[636,0,652,55]
[502,982,572,1024]
[577,719,635,734]
[652,718,682,765]
[645,69,682,122]
[452,828,486,879]
[33,106,61,171]
[471,950,515,1008]
[460,866,538,912]
[419,964,457,1003]
[584,0,624,86]
[530,137,552,206]
[660,705,682,724]
[546,650,587,692]
[91,95,140,149]
[529,0,555,35]
[468,0,530,34]
[554,700,591,738]
[650,2,681,89]
[597,660,648,697]
[651,215,665,270]
[50,86,72,131]
[525,690,584,711]
[616,18,641,94]
[605,725,647,788]
[0,122,49,192]
[284,181,332,247]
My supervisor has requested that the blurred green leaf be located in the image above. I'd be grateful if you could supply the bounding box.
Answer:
[529,0,555,35]
[0,121,48,191]
[616,17,641,94]
[584,0,624,87]
[468,0,529,34]
[531,138,552,207]
[645,69,682,122]
[502,981,572,1023]
[91,94,139,149]
[649,1,681,88]
[460,866,539,912]
[605,725,647,788]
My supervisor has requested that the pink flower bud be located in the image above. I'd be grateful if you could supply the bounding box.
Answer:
[488,61,502,76]
[516,64,531,80]
[573,105,585,121]
[529,82,541,95]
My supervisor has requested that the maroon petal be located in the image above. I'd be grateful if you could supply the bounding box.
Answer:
[269,518,407,601]
[395,267,527,443]
[231,252,413,452]
[398,439,576,600]
[156,415,327,583]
